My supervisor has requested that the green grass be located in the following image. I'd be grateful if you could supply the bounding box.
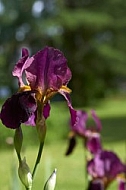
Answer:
[0,98,126,190]
[0,142,124,190]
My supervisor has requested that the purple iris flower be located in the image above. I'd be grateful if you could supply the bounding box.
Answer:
[66,109,102,155]
[87,150,126,188]
[0,46,74,129]
[70,109,102,137]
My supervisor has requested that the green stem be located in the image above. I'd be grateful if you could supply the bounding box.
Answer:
[17,152,21,162]
[32,141,44,179]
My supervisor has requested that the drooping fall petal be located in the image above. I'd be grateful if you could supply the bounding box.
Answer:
[87,150,126,179]
[0,91,37,129]
[65,133,77,155]
[58,91,77,127]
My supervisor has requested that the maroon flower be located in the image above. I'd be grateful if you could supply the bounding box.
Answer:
[0,91,37,129]
[66,109,102,155]
[0,47,74,129]
[87,150,126,189]
[70,109,102,137]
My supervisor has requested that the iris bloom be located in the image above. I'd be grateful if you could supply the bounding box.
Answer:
[0,47,75,129]
[66,109,102,155]
[87,150,126,189]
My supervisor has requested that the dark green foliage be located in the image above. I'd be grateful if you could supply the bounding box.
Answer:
[0,0,126,105]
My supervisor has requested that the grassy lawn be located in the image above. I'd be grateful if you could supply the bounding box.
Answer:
[0,97,126,190]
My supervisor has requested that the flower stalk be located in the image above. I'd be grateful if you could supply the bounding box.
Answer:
[32,141,44,179]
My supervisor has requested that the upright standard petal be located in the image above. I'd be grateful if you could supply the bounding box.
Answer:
[25,47,72,93]
[73,110,88,136]
[91,110,102,132]
[0,91,37,129]
[12,48,29,87]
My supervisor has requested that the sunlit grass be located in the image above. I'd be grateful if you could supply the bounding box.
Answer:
[0,98,126,189]
[0,141,125,190]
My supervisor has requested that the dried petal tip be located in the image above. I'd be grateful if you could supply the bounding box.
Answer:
[44,168,57,190]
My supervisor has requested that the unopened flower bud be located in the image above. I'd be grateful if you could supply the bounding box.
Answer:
[18,157,32,189]
[14,127,23,158]
[44,168,57,190]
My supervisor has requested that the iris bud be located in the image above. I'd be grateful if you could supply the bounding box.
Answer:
[14,127,23,160]
[18,157,32,189]
[44,168,57,190]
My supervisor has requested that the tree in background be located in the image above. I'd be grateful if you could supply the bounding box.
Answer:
[0,0,126,106]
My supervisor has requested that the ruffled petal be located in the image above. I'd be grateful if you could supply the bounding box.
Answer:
[0,91,37,129]
[12,48,29,87]
[87,150,126,180]
[24,112,36,126]
[25,47,72,91]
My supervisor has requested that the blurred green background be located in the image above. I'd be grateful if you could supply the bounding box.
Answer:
[0,0,126,190]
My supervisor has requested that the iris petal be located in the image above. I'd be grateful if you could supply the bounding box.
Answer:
[65,135,76,156]
[73,110,88,136]
[58,90,77,127]
[12,48,29,87]
[86,132,102,154]
[87,150,126,179]
[25,47,72,92]
[91,110,102,132]
[0,91,37,129]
